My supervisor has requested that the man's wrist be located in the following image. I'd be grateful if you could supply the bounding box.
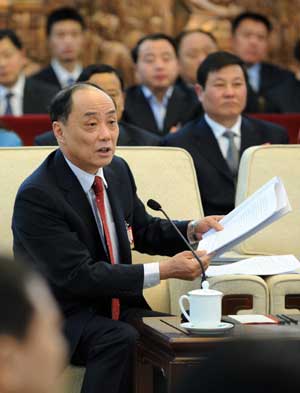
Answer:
[187,220,199,244]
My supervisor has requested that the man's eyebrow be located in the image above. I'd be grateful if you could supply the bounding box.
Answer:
[83,111,98,117]
[106,109,117,115]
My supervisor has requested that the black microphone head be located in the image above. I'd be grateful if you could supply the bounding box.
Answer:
[147,199,161,211]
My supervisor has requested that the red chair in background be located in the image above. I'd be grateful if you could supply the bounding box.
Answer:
[0,115,52,146]
[249,113,300,144]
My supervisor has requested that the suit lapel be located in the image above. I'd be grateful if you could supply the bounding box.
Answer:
[192,118,234,182]
[135,88,159,133]
[164,87,182,131]
[240,117,263,153]
[104,165,132,264]
[53,150,104,252]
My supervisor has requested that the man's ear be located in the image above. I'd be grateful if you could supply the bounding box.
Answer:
[52,121,65,144]
[195,83,204,103]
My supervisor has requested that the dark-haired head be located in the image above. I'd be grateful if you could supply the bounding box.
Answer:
[46,6,85,36]
[197,51,247,88]
[0,29,22,50]
[0,257,35,339]
[0,256,67,393]
[131,33,177,63]
[176,29,218,85]
[78,64,124,90]
[232,11,272,34]
[50,82,109,123]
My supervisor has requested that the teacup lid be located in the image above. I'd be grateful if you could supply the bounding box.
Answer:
[188,281,223,296]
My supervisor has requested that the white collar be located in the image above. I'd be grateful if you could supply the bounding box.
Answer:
[0,73,25,98]
[64,155,108,193]
[51,59,82,85]
[204,113,242,139]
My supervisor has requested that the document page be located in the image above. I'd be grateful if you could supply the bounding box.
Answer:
[198,177,291,256]
[228,314,279,324]
[206,255,300,276]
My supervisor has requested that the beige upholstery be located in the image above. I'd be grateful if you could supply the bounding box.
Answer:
[0,146,203,393]
[265,275,300,315]
[234,145,300,314]
[235,145,300,256]
[208,275,269,314]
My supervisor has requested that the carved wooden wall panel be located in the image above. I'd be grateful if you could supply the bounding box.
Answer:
[0,0,299,84]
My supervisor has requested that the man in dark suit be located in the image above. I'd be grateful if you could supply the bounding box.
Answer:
[32,7,85,89]
[35,64,160,146]
[162,51,288,216]
[13,83,222,393]
[231,12,293,113]
[265,39,300,113]
[123,33,201,136]
[0,29,58,115]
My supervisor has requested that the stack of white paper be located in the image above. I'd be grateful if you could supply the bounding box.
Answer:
[198,177,291,256]
[206,255,300,277]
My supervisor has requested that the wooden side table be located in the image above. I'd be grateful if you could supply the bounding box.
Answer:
[134,316,300,393]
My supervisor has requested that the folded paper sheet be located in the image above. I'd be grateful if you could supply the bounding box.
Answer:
[198,177,291,256]
[206,255,300,276]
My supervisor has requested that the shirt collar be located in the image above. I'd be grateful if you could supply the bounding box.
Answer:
[51,59,82,85]
[204,113,242,139]
[0,73,25,98]
[141,85,174,103]
[63,155,108,193]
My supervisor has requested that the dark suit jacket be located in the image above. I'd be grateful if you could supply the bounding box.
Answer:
[122,84,202,135]
[265,76,300,113]
[34,120,160,146]
[162,116,288,215]
[32,65,62,89]
[246,63,294,113]
[23,77,58,114]
[12,149,188,354]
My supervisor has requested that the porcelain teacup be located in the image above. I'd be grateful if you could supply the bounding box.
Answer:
[179,281,223,328]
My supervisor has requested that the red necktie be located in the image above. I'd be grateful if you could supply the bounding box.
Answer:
[93,176,120,320]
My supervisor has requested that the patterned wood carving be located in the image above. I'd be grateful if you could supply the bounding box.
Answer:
[0,1,299,84]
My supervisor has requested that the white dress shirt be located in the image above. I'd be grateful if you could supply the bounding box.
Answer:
[51,59,82,88]
[64,156,160,289]
[141,85,174,131]
[204,114,242,159]
[0,74,25,115]
[247,63,261,92]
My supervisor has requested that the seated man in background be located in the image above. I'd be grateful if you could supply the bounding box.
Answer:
[162,51,288,216]
[32,7,85,89]
[123,33,201,135]
[0,256,67,393]
[231,11,293,112]
[35,64,160,146]
[0,120,22,146]
[176,29,218,88]
[265,38,300,113]
[13,83,222,393]
[0,29,58,115]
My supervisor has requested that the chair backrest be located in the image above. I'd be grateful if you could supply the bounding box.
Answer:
[0,146,203,313]
[0,115,52,145]
[234,145,300,256]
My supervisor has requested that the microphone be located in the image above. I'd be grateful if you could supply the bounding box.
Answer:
[147,198,207,284]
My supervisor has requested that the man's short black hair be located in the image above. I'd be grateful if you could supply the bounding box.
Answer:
[131,33,177,63]
[78,64,124,90]
[232,11,272,34]
[50,82,112,123]
[46,6,86,36]
[0,257,36,340]
[0,29,22,49]
[176,29,217,51]
[197,51,248,88]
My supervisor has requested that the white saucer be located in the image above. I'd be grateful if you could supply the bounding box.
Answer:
[180,322,234,335]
